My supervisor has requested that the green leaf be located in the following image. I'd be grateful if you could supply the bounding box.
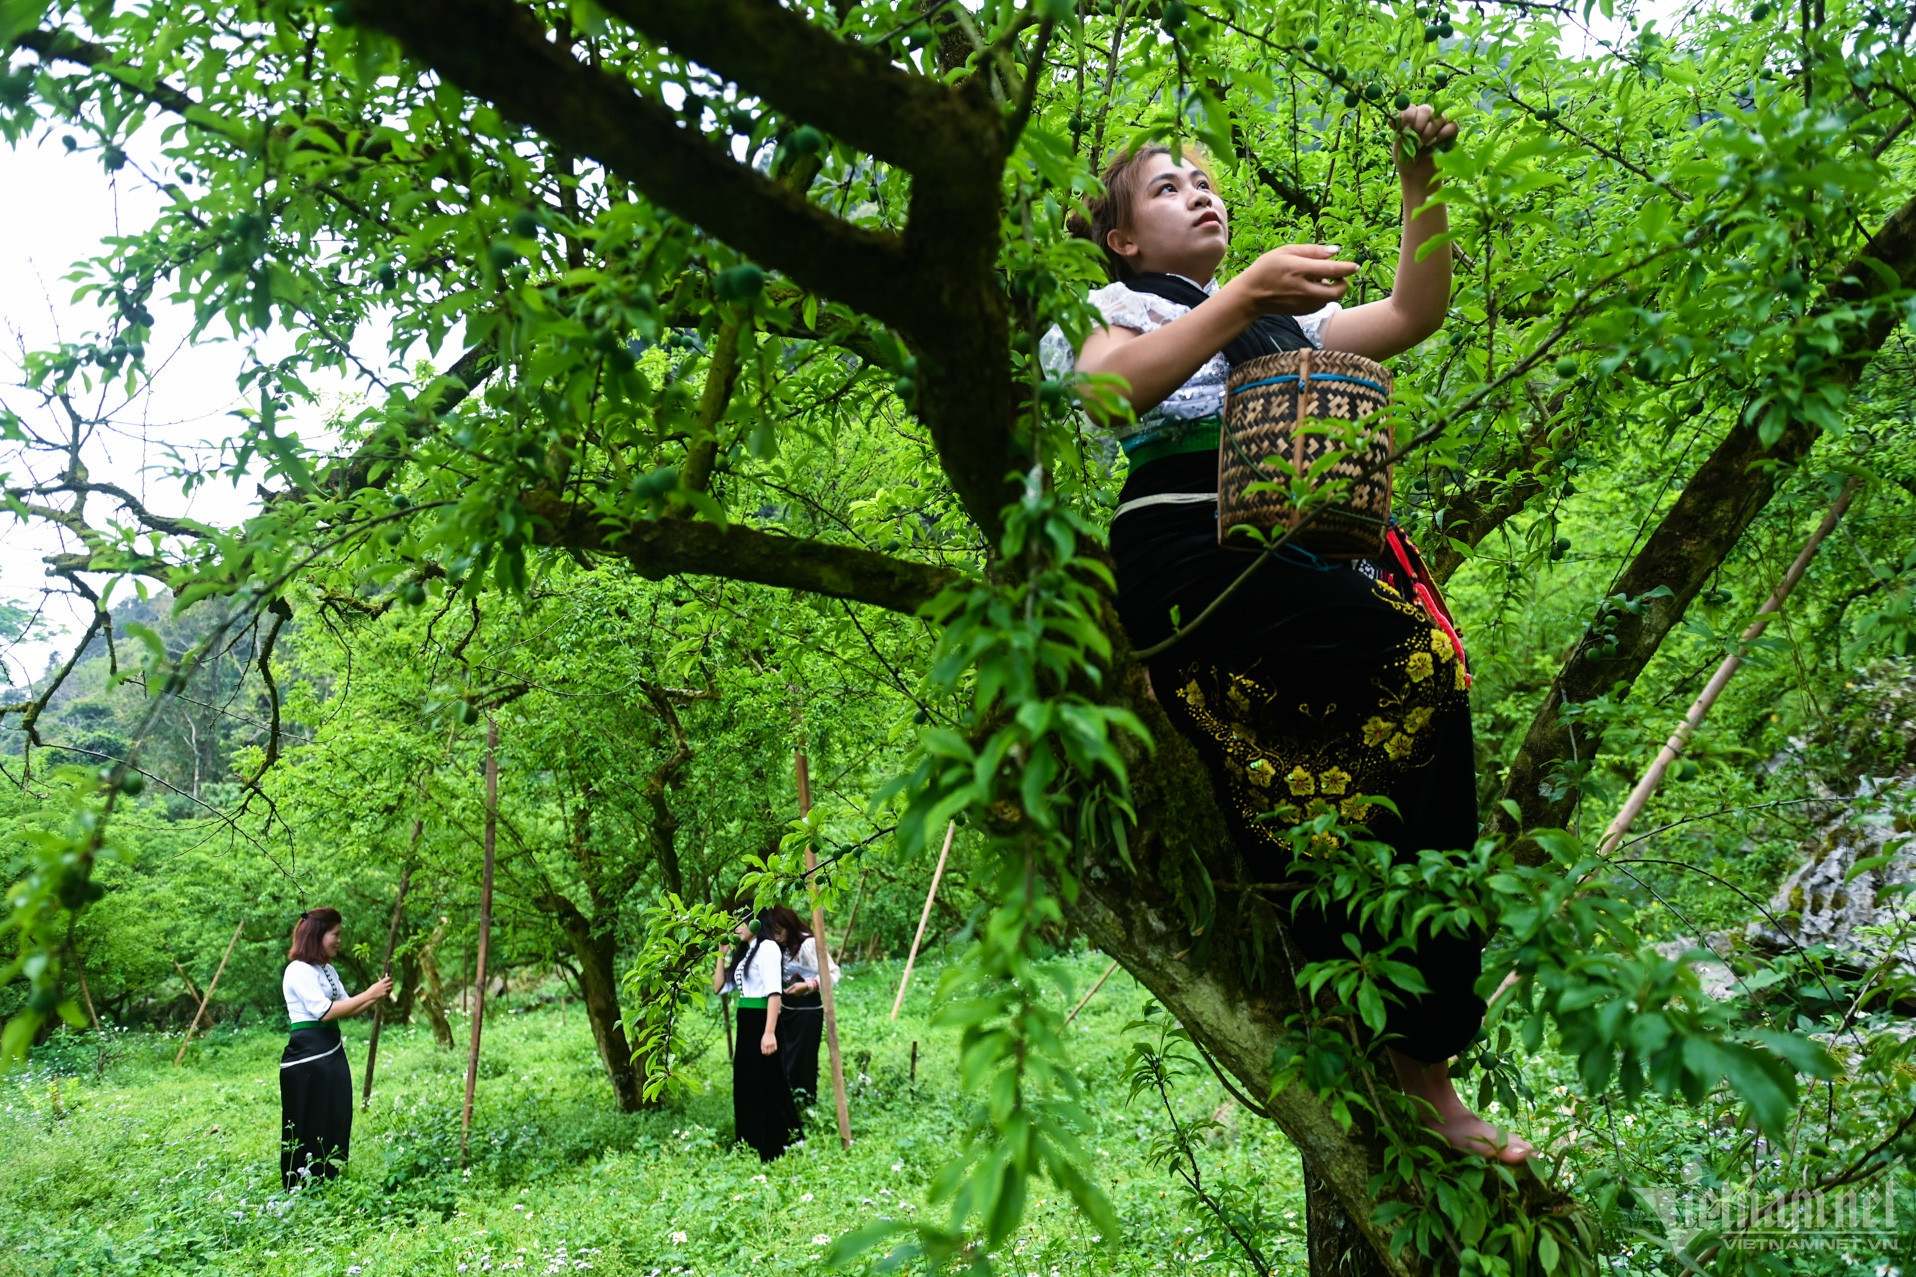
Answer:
[0,0,53,46]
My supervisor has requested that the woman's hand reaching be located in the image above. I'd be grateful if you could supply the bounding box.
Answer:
[366,974,394,1002]
[1392,104,1458,186]
[760,1031,778,1056]
[1233,245,1359,316]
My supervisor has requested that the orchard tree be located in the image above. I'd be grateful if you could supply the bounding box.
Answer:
[5,1,1916,1273]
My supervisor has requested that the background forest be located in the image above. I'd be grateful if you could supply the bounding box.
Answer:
[4,0,1916,1274]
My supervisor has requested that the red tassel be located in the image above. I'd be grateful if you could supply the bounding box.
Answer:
[1386,528,1471,688]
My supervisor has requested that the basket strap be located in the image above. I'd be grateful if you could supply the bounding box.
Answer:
[1293,349,1309,484]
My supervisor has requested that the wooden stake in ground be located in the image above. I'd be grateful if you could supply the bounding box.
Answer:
[461,721,499,1164]
[1597,476,1861,857]
[795,748,853,1150]
[361,852,416,1109]
[174,919,245,1064]
[73,947,102,1034]
[1065,957,1122,1025]
[891,820,956,1021]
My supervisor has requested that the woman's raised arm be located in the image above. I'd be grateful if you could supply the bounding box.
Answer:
[320,974,393,1021]
[1075,251,1355,424]
[1318,106,1458,361]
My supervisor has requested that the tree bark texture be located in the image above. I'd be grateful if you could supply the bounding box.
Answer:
[553,902,642,1113]
[417,917,455,1049]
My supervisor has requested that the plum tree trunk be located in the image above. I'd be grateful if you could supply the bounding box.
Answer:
[552,904,642,1112]
[1065,660,1425,1277]
[1306,1172,1396,1277]
[417,918,455,1050]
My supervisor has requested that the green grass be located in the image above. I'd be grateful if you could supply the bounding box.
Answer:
[20,949,1906,1277]
[2,953,1317,1276]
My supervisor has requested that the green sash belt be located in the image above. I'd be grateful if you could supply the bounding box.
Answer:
[736,996,771,1009]
[288,1020,322,1031]
[1123,417,1220,468]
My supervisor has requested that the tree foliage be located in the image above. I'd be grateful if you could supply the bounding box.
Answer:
[6,0,1916,1273]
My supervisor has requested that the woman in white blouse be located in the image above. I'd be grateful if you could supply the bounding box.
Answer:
[762,905,840,1106]
[279,907,392,1190]
[712,908,802,1160]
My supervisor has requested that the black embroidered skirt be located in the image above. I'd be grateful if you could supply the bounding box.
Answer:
[280,1023,352,1189]
[777,990,825,1106]
[1112,479,1486,1064]
[733,1006,803,1161]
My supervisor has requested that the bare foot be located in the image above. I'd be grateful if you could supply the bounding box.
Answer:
[1388,1048,1534,1165]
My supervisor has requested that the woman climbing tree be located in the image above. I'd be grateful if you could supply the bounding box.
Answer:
[280,908,393,1189]
[1050,106,1532,1164]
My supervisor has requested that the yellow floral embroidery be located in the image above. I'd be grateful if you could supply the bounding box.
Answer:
[1285,765,1316,796]
[1227,683,1251,715]
[1362,716,1395,747]
[1454,664,1468,690]
[1430,629,1454,662]
[1318,766,1352,796]
[1183,680,1205,710]
[1339,796,1373,821]
[1246,758,1274,788]
[1406,651,1434,683]
[1403,706,1433,735]
[1385,732,1415,760]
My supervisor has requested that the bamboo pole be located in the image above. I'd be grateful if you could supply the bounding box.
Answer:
[796,749,853,1149]
[1596,476,1861,858]
[837,870,870,960]
[1486,480,1864,1014]
[175,920,244,1064]
[461,720,499,1164]
[171,959,203,1004]
[361,852,416,1109]
[1065,958,1122,1025]
[890,821,956,1021]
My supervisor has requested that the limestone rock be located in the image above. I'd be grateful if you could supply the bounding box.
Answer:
[1746,773,1916,972]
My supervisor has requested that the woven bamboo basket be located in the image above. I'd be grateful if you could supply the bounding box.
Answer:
[1218,347,1394,557]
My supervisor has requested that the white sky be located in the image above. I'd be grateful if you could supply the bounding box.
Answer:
[0,132,404,690]
[0,1,1682,692]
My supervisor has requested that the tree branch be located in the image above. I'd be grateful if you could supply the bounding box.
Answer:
[1493,189,1916,848]
[595,0,976,172]
[354,0,914,329]
[520,491,960,614]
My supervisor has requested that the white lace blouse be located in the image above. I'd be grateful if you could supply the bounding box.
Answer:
[1039,275,1339,457]
[720,938,786,1000]
[782,935,841,990]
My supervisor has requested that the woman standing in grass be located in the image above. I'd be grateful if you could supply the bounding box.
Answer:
[762,905,840,1107]
[280,908,391,1190]
[712,908,802,1160]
